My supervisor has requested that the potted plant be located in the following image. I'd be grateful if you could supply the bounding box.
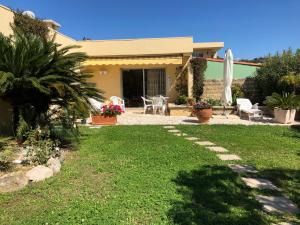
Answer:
[264,93,300,124]
[193,101,213,123]
[91,104,123,125]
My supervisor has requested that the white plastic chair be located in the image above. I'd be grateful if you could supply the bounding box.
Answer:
[160,95,169,115]
[88,98,103,123]
[152,96,168,115]
[141,96,154,114]
[152,96,163,115]
[110,96,125,112]
[236,98,262,120]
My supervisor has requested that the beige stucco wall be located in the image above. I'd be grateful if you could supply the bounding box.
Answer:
[0,5,14,36]
[77,37,194,57]
[52,30,76,46]
[84,64,179,102]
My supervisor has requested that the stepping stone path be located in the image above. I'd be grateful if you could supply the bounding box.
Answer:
[173,133,187,137]
[163,126,175,129]
[241,177,279,190]
[228,164,258,173]
[165,127,300,219]
[217,154,241,161]
[206,146,229,153]
[256,195,300,214]
[275,223,297,225]
[195,141,215,146]
[185,137,199,141]
[168,129,181,133]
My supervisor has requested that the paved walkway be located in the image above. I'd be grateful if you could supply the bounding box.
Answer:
[117,111,300,126]
[163,126,300,224]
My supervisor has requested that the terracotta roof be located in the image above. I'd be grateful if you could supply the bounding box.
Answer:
[206,58,261,66]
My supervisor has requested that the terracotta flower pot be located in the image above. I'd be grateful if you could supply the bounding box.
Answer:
[274,108,296,124]
[91,115,117,125]
[194,108,213,123]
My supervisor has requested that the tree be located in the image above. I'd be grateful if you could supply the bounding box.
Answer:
[254,49,300,103]
[0,28,103,139]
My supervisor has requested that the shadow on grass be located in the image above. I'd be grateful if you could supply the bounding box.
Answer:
[260,168,300,210]
[168,165,269,225]
[290,125,300,139]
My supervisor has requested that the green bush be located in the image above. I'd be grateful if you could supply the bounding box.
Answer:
[24,128,60,164]
[255,49,300,102]
[205,99,221,106]
[174,95,187,105]
[264,92,300,110]
[232,84,245,105]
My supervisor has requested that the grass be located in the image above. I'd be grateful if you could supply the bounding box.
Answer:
[0,125,299,224]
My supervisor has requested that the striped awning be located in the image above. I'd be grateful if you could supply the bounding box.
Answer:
[83,56,183,66]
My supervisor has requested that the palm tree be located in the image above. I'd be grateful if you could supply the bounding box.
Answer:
[0,28,103,137]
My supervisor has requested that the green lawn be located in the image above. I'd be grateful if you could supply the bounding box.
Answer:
[0,125,299,224]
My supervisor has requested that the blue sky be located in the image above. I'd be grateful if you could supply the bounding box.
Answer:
[0,0,299,59]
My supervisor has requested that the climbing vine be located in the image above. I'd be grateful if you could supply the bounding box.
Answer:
[190,58,207,100]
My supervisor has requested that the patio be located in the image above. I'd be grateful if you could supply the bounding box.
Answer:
[116,108,300,125]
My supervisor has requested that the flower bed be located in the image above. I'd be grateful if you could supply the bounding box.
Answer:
[92,104,123,125]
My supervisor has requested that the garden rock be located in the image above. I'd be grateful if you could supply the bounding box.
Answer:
[47,157,61,174]
[26,165,53,182]
[0,171,29,192]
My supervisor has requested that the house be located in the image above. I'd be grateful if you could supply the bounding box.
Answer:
[0,4,224,107]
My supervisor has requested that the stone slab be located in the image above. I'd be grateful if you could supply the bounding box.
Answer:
[173,133,187,137]
[195,141,215,146]
[47,157,61,174]
[0,171,29,192]
[256,195,300,214]
[168,129,181,133]
[163,126,175,129]
[242,177,279,190]
[206,146,229,152]
[217,154,241,161]
[185,137,199,141]
[274,223,296,225]
[26,165,54,182]
[228,164,258,173]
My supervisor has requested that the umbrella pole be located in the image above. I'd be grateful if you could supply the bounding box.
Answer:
[223,106,228,119]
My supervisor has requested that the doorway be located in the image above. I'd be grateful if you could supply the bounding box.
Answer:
[122,69,166,107]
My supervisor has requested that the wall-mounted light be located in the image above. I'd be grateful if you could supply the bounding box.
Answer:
[99,70,108,76]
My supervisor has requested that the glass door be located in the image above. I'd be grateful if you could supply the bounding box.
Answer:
[145,69,166,97]
[122,68,166,107]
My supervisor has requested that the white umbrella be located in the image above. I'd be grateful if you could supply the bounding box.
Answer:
[222,49,234,106]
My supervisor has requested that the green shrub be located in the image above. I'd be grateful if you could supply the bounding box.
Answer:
[24,128,60,164]
[264,93,300,110]
[255,49,300,102]
[232,84,245,105]
[205,99,221,106]
[174,95,187,105]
